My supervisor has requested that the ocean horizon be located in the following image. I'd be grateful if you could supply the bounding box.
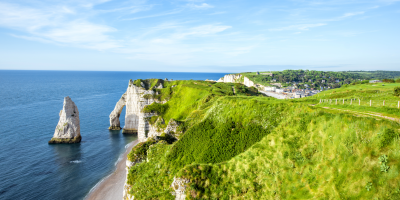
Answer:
[0,70,226,200]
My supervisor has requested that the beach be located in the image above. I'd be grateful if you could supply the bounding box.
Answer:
[85,140,139,200]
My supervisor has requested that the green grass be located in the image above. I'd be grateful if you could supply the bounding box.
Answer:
[125,79,400,199]
[307,82,400,118]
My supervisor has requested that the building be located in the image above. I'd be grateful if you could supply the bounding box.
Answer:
[276,89,284,93]
[335,79,340,83]
[369,80,382,83]
[322,80,326,83]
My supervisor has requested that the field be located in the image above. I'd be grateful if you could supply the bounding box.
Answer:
[125,79,400,199]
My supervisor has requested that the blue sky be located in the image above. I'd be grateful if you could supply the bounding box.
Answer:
[0,0,399,72]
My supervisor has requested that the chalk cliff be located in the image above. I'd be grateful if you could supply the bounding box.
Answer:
[217,74,257,88]
[49,96,81,144]
[217,74,242,83]
[110,79,167,142]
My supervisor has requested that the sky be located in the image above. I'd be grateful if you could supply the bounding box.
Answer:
[0,0,399,72]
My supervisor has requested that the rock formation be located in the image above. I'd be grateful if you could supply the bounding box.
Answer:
[171,177,190,200]
[147,117,165,138]
[164,118,180,136]
[49,96,81,144]
[109,92,127,130]
[123,80,156,136]
[110,79,166,142]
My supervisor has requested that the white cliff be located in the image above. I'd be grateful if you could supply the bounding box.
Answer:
[110,79,167,142]
[217,74,242,83]
[49,96,81,144]
[109,92,127,130]
[123,80,156,135]
[216,74,257,88]
[243,76,256,87]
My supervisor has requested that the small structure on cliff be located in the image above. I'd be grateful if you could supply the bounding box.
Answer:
[49,96,81,144]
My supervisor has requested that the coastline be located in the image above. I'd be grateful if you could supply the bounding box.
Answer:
[85,139,139,200]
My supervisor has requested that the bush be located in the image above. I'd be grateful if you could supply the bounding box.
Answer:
[394,87,400,97]
[379,128,398,148]
[127,138,157,162]
[143,102,169,115]
[382,79,395,83]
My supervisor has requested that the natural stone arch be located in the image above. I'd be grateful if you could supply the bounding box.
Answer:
[109,92,126,130]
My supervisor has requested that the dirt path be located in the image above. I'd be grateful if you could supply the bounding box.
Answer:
[313,105,400,123]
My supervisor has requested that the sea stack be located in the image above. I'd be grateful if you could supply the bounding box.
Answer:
[49,96,81,144]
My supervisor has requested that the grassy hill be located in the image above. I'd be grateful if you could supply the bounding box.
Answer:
[125,79,400,199]
[312,82,400,118]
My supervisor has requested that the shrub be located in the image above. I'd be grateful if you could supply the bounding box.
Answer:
[394,87,400,97]
[143,94,154,99]
[379,128,398,148]
[127,138,157,162]
[143,102,168,115]
[382,79,395,83]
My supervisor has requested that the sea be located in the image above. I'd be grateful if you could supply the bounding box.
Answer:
[0,70,226,200]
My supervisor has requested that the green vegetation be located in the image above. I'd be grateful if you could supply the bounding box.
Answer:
[395,87,400,97]
[240,70,400,89]
[242,70,366,89]
[348,71,400,80]
[312,82,400,118]
[125,76,400,199]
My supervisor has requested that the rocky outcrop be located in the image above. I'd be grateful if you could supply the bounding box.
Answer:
[147,117,165,138]
[171,177,190,200]
[49,96,81,144]
[109,93,127,130]
[164,119,180,136]
[217,74,242,83]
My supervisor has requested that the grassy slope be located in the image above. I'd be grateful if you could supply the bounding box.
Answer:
[126,79,400,199]
[311,83,400,118]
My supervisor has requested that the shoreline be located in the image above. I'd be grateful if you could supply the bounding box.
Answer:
[85,139,139,200]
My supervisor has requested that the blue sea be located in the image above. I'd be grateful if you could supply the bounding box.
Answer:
[0,70,226,200]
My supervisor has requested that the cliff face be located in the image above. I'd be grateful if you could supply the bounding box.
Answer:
[123,80,156,135]
[243,76,256,87]
[217,74,242,83]
[110,79,167,142]
[49,96,81,144]
[217,74,257,88]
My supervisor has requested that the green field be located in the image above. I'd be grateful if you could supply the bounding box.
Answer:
[125,78,400,199]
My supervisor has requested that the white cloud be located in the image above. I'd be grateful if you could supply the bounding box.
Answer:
[173,24,231,39]
[269,23,326,31]
[187,3,214,9]
[0,2,119,50]
[328,11,365,21]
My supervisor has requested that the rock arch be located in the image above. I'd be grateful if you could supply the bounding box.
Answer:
[109,92,126,130]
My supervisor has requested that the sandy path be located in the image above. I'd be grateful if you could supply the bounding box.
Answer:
[85,140,139,200]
